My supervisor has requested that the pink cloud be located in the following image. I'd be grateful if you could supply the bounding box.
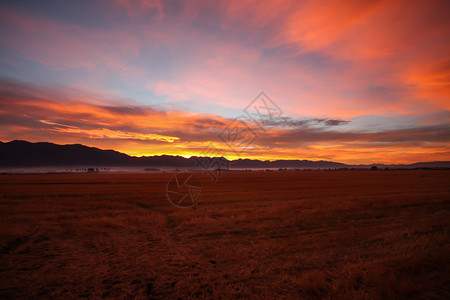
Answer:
[114,0,164,20]
[0,3,142,74]
[0,1,448,163]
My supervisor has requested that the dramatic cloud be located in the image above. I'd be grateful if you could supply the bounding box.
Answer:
[0,0,449,163]
[1,79,448,163]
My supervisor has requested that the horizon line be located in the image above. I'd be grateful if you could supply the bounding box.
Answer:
[2,139,449,166]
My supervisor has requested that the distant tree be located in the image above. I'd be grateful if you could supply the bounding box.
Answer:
[371,166,378,170]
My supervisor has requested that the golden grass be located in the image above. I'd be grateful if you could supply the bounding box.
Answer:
[0,170,449,299]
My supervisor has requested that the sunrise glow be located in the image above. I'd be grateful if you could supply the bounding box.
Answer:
[0,0,449,164]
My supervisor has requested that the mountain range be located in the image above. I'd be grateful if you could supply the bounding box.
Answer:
[1,140,449,169]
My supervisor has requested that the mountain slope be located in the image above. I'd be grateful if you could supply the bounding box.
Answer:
[0,140,449,169]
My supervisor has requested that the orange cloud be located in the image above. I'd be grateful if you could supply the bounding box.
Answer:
[1,0,448,118]
[1,79,449,164]
[0,1,449,164]
[39,120,179,142]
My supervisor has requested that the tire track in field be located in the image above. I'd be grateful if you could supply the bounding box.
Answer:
[133,201,180,240]
[132,201,218,298]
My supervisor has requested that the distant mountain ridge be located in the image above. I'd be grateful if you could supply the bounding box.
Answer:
[1,140,449,169]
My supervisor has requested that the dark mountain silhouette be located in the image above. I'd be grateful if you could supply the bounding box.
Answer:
[229,158,347,168]
[0,140,192,167]
[1,140,449,169]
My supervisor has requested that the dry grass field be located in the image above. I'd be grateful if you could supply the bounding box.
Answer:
[0,170,449,299]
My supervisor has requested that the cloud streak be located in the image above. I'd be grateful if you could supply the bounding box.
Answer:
[0,1,449,163]
[0,79,448,163]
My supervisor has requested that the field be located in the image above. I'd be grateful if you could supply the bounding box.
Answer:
[0,170,449,299]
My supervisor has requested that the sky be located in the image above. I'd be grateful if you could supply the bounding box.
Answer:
[0,0,449,164]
